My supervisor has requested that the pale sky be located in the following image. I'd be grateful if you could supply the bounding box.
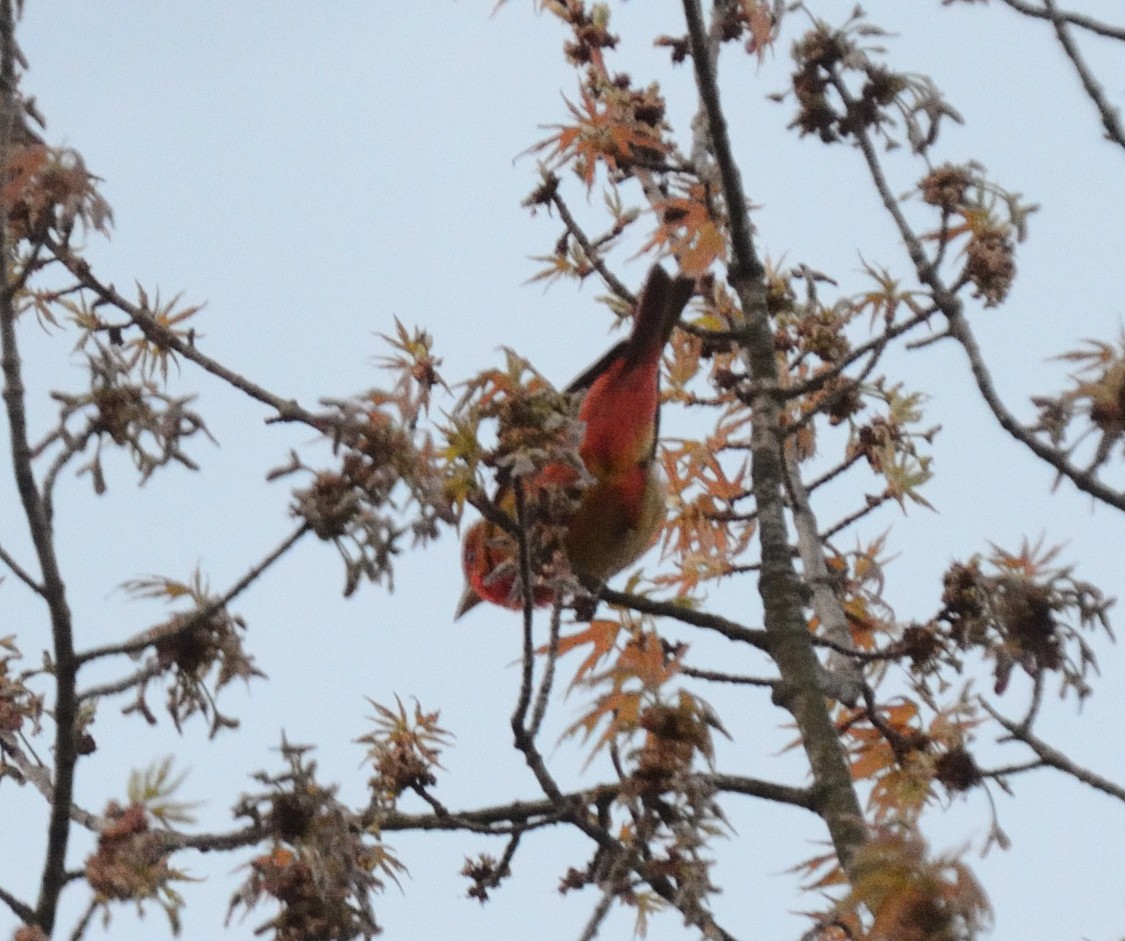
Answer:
[3,3,1124,940]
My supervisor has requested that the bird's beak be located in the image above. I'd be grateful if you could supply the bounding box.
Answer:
[454,584,482,620]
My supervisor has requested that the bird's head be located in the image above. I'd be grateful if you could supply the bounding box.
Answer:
[455,520,490,619]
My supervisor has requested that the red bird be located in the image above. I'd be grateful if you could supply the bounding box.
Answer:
[456,265,694,618]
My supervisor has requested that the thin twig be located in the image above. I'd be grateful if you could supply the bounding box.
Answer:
[809,634,902,663]
[780,306,936,402]
[0,540,43,593]
[819,491,893,542]
[832,68,1125,511]
[1041,0,1125,150]
[77,658,164,702]
[681,664,778,688]
[945,309,1125,509]
[530,598,563,739]
[549,188,635,305]
[806,450,864,496]
[0,731,104,833]
[47,238,324,429]
[40,424,98,524]
[66,897,98,941]
[995,0,1125,42]
[0,883,35,926]
[76,523,310,666]
[596,584,770,650]
[979,759,1043,779]
[480,832,521,896]
[577,880,617,941]
[981,699,1125,803]
[510,480,537,736]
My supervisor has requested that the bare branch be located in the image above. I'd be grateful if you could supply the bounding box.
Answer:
[681,664,778,688]
[76,523,309,666]
[0,10,81,926]
[0,539,43,593]
[66,897,98,941]
[548,186,636,304]
[529,599,563,739]
[819,491,893,541]
[945,310,1125,510]
[597,584,770,649]
[808,634,902,664]
[806,450,864,496]
[0,731,104,833]
[40,424,98,524]
[373,773,816,835]
[979,759,1044,779]
[1042,0,1125,150]
[780,305,938,402]
[830,67,1125,510]
[982,699,1125,803]
[785,453,863,705]
[577,880,617,941]
[46,237,325,430]
[0,883,35,926]
[76,658,164,702]
[510,480,539,739]
[159,822,267,854]
[995,0,1125,42]
[683,0,867,873]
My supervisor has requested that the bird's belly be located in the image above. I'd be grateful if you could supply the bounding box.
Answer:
[564,464,666,581]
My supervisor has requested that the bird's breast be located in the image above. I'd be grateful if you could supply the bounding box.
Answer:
[564,462,666,581]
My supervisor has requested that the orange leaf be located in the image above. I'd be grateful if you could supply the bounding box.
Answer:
[548,618,622,690]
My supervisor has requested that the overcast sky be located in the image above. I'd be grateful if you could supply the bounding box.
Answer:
[3,3,1124,940]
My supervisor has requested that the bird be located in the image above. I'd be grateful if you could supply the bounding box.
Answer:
[455,264,695,618]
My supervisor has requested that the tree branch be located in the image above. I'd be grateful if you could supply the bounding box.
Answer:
[1041,0,1125,150]
[373,773,816,835]
[0,8,80,927]
[160,822,268,854]
[76,659,164,702]
[548,186,635,304]
[597,584,770,650]
[780,306,938,402]
[529,599,563,739]
[0,539,43,594]
[76,522,309,666]
[784,453,863,705]
[831,67,1125,511]
[66,897,98,941]
[682,0,761,284]
[995,0,1125,42]
[982,700,1125,803]
[682,0,866,874]
[578,880,617,941]
[46,238,325,430]
[944,310,1125,510]
[681,664,778,688]
[0,731,104,833]
[0,883,35,926]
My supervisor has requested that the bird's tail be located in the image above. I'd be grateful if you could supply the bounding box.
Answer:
[566,265,695,393]
[626,264,696,364]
